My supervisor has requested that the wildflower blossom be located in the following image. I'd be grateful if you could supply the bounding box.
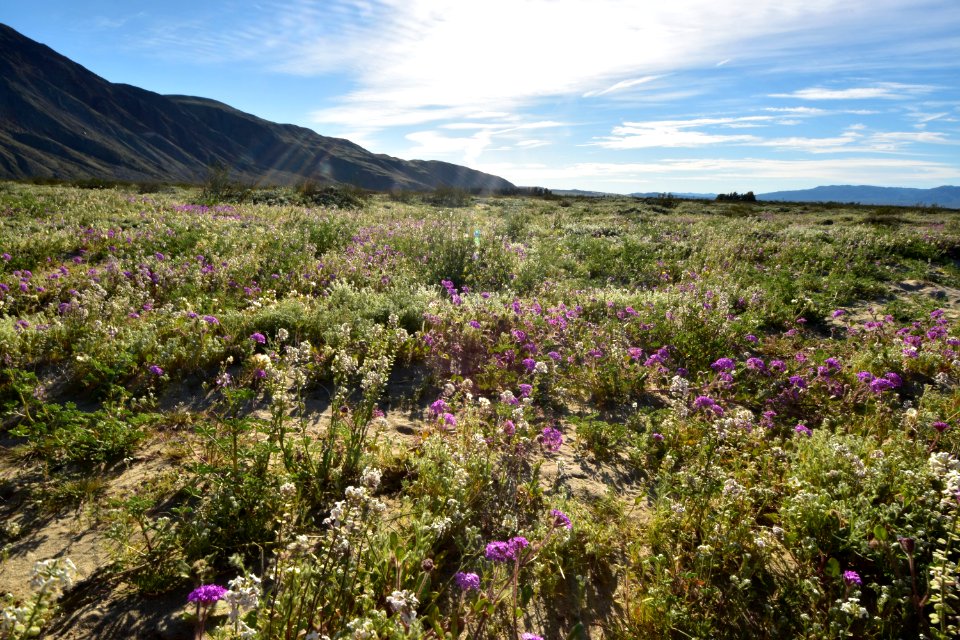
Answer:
[250,332,266,344]
[711,357,735,372]
[485,536,529,563]
[202,314,220,325]
[843,570,862,586]
[188,584,228,604]
[540,426,563,453]
[788,375,807,389]
[429,398,449,416]
[386,589,419,626]
[148,364,164,376]
[521,634,545,640]
[794,423,812,437]
[551,508,573,530]
[692,395,723,416]
[454,572,481,591]
[933,421,951,433]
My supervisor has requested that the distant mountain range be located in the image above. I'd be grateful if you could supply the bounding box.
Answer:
[757,185,960,208]
[0,24,513,192]
[628,186,960,208]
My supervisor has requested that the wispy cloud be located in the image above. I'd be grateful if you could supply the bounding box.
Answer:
[516,140,551,149]
[591,117,954,154]
[769,83,936,100]
[128,0,957,134]
[763,107,829,115]
[403,120,567,161]
[583,76,663,98]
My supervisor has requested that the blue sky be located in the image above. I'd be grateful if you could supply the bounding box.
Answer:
[4,0,960,193]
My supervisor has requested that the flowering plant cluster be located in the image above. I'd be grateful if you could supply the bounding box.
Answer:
[2,185,960,639]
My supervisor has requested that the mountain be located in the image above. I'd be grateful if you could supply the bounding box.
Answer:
[0,24,514,192]
[757,185,960,208]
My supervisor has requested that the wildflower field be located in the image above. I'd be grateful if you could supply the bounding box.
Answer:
[1,182,960,639]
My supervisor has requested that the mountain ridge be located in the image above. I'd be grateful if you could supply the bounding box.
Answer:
[0,23,514,192]
[757,184,960,208]
[624,185,960,207]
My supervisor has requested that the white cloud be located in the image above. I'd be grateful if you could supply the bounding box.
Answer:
[405,130,493,164]
[763,107,829,115]
[592,116,773,149]
[287,0,953,129]
[769,83,937,100]
[583,76,663,98]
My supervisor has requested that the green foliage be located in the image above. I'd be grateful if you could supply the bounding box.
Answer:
[427,185,472,207]
[2,185,960,639]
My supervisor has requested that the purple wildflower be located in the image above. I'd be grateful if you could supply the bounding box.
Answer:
[202,315,219,325]
[831,309,846,318]
[188,584,227,604]
[485,537,528,563]
[429,398,449,416]
[788,375,807,389]
[711,357,735,372]
[503,420,516,436]
[745,334,758,343]
[522,358,537,373]
[794,423,812,437]
[148,364,164,376]
[651,432,664,441]
[547,351,561,361]
[540,426,563,453]
[856,371,875,382]
[454,572,481,591]
[933,421,950,433]
[519,383,533,398]
[521,634,545,640]
[250,332,266,344]
[442,413,457,428]
[745,357,765,371]
[550,509,572,530]
[769,359,786,373]
[843,570,862,586]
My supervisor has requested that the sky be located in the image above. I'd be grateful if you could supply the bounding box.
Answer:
[4,0,960,193]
